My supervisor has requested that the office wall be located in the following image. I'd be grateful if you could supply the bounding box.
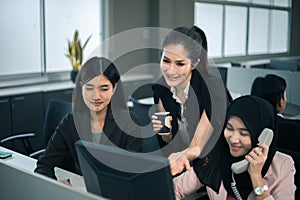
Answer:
[106,0,158,79]
[106,0,194,80]
[290,0,300,56]
[108,0,300,58]
[227,67,300,105]
[107,0,194,35]
[157,0,194,29]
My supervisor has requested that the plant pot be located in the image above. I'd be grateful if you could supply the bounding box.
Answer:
[70,71,78,83]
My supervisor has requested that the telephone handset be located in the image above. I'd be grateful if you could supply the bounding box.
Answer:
[231,128,274,174]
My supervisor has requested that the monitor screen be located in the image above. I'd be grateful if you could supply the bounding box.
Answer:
[75,140,175,200]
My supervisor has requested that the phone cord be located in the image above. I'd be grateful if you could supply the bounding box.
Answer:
[231,172,243,200]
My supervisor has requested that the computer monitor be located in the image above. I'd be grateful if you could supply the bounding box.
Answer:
[75,140,175,200]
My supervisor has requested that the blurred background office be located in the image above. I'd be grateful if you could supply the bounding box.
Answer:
[0,0,300,155]
[1,0,299,83]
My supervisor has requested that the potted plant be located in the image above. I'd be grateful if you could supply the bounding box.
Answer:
[66,30,91,83]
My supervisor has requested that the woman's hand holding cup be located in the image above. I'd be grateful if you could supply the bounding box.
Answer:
[152,112,172,143]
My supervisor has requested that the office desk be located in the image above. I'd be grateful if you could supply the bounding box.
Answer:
[283,102,300,120]
[0,146,106,200]
[127,96,154,107]
[0,146,206,200]
[0,146,36,172]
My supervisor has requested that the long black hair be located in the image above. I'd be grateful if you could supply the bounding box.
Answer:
[156,26,230,155]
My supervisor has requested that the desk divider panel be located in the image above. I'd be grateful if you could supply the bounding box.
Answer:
[226,67,297,104]
[0,161,106,200]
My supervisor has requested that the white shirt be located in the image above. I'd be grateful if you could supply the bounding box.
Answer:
[170,83,190,117]
[170,83,190,145]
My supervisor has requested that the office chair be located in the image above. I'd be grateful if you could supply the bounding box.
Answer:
[0,133,35,155]
[129,83,154,126]
[129,96,160,153]
[129,96,153,126]
[276,118,300,152]
[277,148,300,199]
[231,61,243,68]
[1,99,72,158]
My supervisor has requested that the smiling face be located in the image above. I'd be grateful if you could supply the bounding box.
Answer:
[82,74,116,114]
[224,116,252,157]
[160,44,194,90]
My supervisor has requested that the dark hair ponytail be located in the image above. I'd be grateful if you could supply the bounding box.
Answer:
[189,25,208,52]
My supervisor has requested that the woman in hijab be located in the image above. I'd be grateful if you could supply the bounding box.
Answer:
[174,95,295,200]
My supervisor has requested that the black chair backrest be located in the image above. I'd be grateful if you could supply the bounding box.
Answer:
[129,96,152,126]
[276,118,300,152]
[129,96,160,153]
[217,66,228,85]
[277,148,300,199]
[42,99,72,146]
[130,83,153,100]
[231,61,243,68]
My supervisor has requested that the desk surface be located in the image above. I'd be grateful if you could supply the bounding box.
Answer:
[0,146,37,171]
[127,96,154,107]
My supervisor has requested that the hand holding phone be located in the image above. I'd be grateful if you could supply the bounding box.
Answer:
[231,128,273,174]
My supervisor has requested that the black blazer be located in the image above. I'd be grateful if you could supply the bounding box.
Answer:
[152,69,229,157]
[34,107,142,179]
[152,70,211,150]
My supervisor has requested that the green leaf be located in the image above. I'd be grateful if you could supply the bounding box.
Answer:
[82,34,92,50]
[74,30,79,43]
[66,30,92,71]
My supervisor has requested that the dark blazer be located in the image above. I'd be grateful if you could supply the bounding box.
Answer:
[276,115,300,152]
[152,69,229,156]
[152,70,211,153]
[34,107,142,179]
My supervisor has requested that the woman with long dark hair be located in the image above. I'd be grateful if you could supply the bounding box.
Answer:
[35,57,142,180]
[152,25,229,175]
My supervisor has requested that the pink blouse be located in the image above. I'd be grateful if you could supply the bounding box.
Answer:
[173,151,296,200]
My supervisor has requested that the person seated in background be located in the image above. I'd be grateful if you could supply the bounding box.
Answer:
[34,57,142,182]
[173,95,295,200]
[251,74,287,117]
[151,25,229,175]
